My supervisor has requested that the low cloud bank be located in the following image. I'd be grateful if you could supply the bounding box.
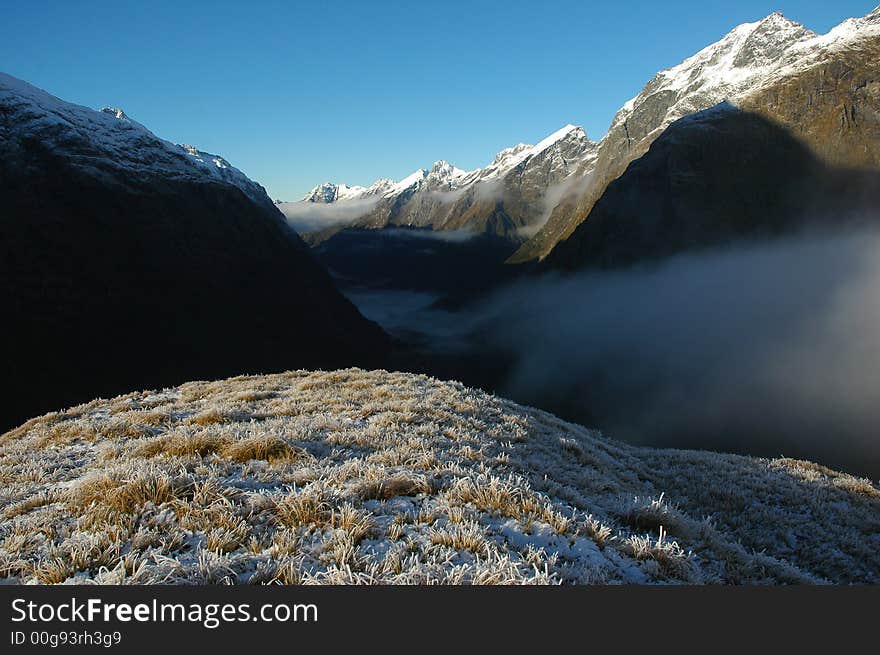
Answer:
[348,227,880,478]
[517,171,595,238]
[278,198,380,233]
[470,228,880,477]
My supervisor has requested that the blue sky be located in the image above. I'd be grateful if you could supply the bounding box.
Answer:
[1,1,875,199]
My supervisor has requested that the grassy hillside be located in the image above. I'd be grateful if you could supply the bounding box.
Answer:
[1,369,877,584]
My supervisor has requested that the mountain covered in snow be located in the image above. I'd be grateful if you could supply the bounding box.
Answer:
[512,6,880,262]
[281,124,597,240]
[0,73,275,212]
[0,72,388,432]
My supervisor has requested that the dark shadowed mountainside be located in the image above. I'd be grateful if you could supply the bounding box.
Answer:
[0,74,388,432]
[542,104,880,270]
[311,227,521,297]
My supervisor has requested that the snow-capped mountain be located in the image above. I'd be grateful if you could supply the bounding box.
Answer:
[604,8,880,150]
[0,72,274,211]
[472,124,590,182]
[286,123,597,239]
[302,161,468,205]
[0,72,389,432]
[303,182,369,203]
[511,6,880,262]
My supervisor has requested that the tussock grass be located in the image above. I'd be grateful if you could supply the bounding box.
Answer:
[429,521,490,555]
[186,408,239,427]
[67,470,187,515]
[1,368,878,585]
[618,493,690,539]
[355,474,435,501]
[3,490,60,519]
[135,432,227,458]
[222,435,306,464]
[273,490,332,529]
[101,417,155,440]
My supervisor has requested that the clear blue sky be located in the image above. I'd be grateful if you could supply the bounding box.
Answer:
[1,1,875,199]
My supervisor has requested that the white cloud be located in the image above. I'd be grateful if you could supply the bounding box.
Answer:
[278,198,381,233]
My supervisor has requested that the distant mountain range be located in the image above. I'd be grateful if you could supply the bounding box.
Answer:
[281,124,597,241]
[291,7,880,269]
[0,72,388,432]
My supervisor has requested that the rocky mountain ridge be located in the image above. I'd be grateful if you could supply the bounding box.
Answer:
[511,6,880,262]
[283,124,597,240]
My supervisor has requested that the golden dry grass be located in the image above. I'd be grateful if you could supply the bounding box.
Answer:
[222,434,307,464]
[0,368,878,585]
[355,474,434,501]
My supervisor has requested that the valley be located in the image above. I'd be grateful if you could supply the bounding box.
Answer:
[2,4,880,587]
[296,7,880,479]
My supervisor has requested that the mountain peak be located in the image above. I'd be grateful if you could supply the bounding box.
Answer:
[611,8,818,126]
[302,181,370,203]
[99,106,129,121]
[532,124,588,152]
[302,181,339,202]
[759,11,793,25]
[428,159,467,180]
[492,143,532,165]
[380,168,428,197]
[750,10,810,35]
[0,73,271,208]
[861,4,880,24]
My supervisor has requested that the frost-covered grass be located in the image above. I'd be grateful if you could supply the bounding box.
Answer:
[1,368,878,585]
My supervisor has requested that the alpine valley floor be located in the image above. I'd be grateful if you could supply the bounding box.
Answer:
[1,369,878,585]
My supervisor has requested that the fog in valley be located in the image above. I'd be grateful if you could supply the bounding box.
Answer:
[347,227,880,479]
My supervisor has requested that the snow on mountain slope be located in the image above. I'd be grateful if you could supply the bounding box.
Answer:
[296,6,879,245]
[512,6,880,262]
[457,124,588,184]
[607,9,880,143]
[291,123,597,237]
[0,72,273,209]
[2,368,877,584]
[302,182,369,203]
[303,161,470,205]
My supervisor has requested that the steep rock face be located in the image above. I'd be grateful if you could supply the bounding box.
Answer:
[0,74,388,431]
[512,7,880,263]
[738,45,880,169]
[286,125,597,241]
[542,105,880,270]
[438,127,598,238]
[355,160,470,231]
